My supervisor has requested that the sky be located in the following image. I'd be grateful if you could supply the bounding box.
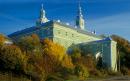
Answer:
[0,0,130,40]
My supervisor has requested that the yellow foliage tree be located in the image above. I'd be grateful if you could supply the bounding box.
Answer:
[41,38,74,70]
[41,38,66,61]
[61,54,74,69]
[0,34,6,46]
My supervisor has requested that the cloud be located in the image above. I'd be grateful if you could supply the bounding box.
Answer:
[87,12,130,40]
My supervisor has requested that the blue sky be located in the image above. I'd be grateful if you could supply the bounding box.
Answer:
[0,0,130,40]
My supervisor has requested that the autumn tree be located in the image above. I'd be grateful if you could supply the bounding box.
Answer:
[17,34,41,54]
[111,35,130,69]
[0,34,6,46]
[41,38,74,68]
[41,38,66,61]
[61,54,74,69]
[19,38,73,81]
[0,45,26,71]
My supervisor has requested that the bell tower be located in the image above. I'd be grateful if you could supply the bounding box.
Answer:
[76,0,85,30]
[36,4,49,26]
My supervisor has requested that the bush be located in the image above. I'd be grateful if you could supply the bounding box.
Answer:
[59,67,74,80]
[61,55,74,69]
[20,55,45,81]
[70,46,81,59]
[0,45,25,71]
[46,74,64,81]
[17,34,41,53]
[121,66,129,75]
[74,65,89,80]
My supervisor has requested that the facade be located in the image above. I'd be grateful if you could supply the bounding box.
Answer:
[79,37,117,71]
[8,3,117,71]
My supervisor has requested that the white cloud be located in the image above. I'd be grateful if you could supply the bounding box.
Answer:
[87,12,130,40]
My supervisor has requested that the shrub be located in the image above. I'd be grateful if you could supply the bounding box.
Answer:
[61,55,74,69]
[0,45,25,71]
[70,46,81,59]
[121,66,129,75]
[24,54,47,81]
[74,65,89,80]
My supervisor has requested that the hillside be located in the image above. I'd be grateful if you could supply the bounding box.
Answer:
[0,34,130,81]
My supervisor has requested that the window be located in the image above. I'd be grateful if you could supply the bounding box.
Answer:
[47,31,50,35]
[65,41,68,46]
[58,31,60,34]
[72,34,74,37]
[104,44,108,47]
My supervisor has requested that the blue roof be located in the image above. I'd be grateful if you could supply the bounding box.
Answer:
[94,37,113,43]
[104,36,113,41]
